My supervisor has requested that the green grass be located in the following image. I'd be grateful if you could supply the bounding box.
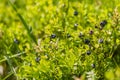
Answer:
[0,0,120,80]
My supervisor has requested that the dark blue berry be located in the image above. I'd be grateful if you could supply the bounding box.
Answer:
[50,34,56,38]
[91,64,95,68]
[100,20,107,27]
[95,25,98,28]
[84,39,90,44]
[74,11,78,16]
[14,38,19,44]
[86,50,91,55]
[98,39,103,43]
[35,57,40,62]
[89,30,94,35]
[67,33,71,38]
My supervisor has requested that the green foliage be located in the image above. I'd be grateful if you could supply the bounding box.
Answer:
[0,0,120,80]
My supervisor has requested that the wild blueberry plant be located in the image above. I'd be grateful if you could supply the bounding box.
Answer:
[0,0,120,80]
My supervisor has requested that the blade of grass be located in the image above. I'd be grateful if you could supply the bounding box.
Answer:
[4,55,18,79]
[4,56,16,74]
[8,0,37,45]
[2,72,14,80]
[0,52,25,63]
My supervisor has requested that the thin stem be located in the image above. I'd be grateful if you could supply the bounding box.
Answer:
[110,23,118,58]
[0,52,25,63]
[113,58,119,68]
[2,72,14,80]
[8,0,37,45]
